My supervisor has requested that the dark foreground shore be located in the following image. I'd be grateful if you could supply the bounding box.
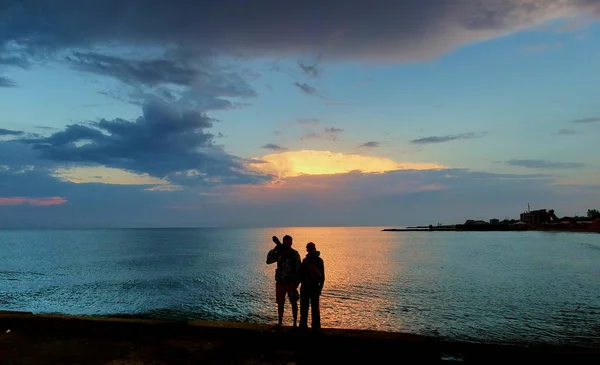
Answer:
[0,311,598,364]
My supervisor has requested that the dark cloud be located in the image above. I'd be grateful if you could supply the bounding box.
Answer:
[298,126,343,141]
[273,130,282,136]
[0,54,29,87]
[571,117,600,123]
[359,141,380,148]
[66,52,198,87]
[555,128,576,135]
[298,60,320,78]
[23,100,268,186]
[261,143,288,152]
[505,159,586,169]
[0,161,199,228]
[293,82,318,96]
[2,1,597,63]
[202,168,580,227]
[65,51,256,110]
[0,76,16,87]
[0,141,595,228]
[0,128,24,136]
[324,127,344,141]
[297,118,320,125]
[0,54,29,68]
[410,132,480,144]
[35,126,59,131]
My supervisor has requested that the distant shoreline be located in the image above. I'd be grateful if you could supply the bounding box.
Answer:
[383,227,600,233]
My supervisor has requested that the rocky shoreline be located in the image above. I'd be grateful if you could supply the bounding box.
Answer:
[0,311,598,364]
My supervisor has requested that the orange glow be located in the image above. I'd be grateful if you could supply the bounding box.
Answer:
[249,150,445,179]
[0,197,67,206]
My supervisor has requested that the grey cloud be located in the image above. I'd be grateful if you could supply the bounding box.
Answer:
[293,82,318,96]
[301,132,321,140]
[571,117,600,123]
[261,143,288,151]
[66,52,198,87]
[205,168,568,227]
[0,54,29,68]
[0,162,198,229]
[359,141,380,148]
[0,76,16,87]
[1,1,598,64]
[505,159,586,169]
[0,141,590,228]
[410,132,480,145]
[556,128,576,135]
[66,51,256,110]
[0,128,24,136]
[324,127,344,141]
[23,100,268,186]
[273,130,282,136]
[298,60,320,78]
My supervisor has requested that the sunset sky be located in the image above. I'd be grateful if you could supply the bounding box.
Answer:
[1,0,600,228]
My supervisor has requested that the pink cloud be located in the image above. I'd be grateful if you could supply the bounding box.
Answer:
[0,197,67,206]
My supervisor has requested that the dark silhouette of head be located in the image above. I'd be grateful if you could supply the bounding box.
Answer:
[282,235,293,247]
[306,242,316,253]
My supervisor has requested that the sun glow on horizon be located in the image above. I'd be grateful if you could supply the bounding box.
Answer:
[249,150,445,179]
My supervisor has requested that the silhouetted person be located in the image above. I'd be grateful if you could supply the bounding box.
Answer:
[299,242,325,331]
[266,235,301,328]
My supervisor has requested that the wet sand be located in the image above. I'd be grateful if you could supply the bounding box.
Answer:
[0,311,598,364]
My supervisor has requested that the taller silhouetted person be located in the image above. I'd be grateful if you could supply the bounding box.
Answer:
[266,235,301,329]
[299,242,325,331]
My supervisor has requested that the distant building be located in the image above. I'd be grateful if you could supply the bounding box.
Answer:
[490,219,500,225]
[465,220,488,225]
[520,209,551,226]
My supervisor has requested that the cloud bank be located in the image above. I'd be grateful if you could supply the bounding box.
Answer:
[411,133,481,145]
[23,101,267,186]
[505,159,586,169]
[1,0,597,62]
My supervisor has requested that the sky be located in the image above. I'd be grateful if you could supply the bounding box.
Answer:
[1,0,600,228]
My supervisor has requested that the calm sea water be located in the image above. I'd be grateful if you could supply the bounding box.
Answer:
[1,228,599,346]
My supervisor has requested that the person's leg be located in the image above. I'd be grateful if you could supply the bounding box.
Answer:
[275,284,285,326]
[311,293,321,330]
[299,288,309,328]
[277,301,284,326]
[290,295,298,327]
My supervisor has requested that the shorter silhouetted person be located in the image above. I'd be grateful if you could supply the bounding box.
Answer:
[266,235,301,328]
[299,242,325,331]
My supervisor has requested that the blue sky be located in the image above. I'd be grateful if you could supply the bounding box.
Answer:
[1,1,600,227]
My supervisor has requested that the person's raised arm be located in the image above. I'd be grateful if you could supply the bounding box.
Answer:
[266,236,281,264]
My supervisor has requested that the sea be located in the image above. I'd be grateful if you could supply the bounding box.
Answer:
[1,227,599,347]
